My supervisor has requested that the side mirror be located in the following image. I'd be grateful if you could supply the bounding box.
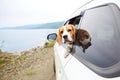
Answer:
[47,33,57,41]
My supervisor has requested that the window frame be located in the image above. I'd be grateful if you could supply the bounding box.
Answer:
[64,14,83,28]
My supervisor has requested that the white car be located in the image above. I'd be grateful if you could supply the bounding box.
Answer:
[47,0,120,80]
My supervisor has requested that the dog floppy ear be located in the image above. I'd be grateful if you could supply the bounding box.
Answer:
[56,29,62,46]
[71,25,77,42]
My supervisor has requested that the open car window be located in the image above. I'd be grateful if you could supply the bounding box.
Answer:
[64,15,81,28]
[73,3,120,78]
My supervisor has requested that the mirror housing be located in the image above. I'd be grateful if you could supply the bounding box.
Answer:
[47,33,57,41]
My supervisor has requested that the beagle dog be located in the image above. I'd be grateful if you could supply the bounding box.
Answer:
[56,24,76,58]
[76,29,91,53]
[56,24,91,58]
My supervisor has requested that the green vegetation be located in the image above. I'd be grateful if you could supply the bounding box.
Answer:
[18,55,26,61]
[0,59,5,64]
[25,70,36,76]
[0,49,2,52]
[0,59,6,68]
[44,41,55,47]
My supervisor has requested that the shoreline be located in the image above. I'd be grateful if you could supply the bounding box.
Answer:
[0,29,57,53]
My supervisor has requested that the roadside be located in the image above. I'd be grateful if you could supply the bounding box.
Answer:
[0,45,55,80]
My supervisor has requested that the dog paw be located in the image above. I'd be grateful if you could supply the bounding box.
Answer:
[67,46,73,53]
[83,49,86,53]
[64,52,69,58]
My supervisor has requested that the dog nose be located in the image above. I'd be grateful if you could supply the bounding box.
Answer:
[86,42,91,48]
[63,35,68,39]
[88,42,91,46]
[84,42,91,49]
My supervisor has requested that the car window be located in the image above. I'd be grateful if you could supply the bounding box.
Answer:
[73,3,120,78]
[80,4,120,68]
[64,16,81,28]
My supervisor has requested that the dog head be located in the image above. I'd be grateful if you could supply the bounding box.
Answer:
[56,24,76,45]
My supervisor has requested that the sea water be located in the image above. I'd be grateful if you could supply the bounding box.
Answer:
[0,29,57,52]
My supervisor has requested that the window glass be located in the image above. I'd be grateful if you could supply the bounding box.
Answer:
[78,5,120,68]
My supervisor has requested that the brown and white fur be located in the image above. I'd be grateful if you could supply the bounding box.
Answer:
[56,24,76,58]
[76,29,91,53]
[56,24,91,58]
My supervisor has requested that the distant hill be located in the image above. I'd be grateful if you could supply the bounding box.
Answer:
[0,21,64,29]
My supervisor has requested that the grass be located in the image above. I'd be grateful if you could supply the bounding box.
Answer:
[18,55,26,61]
[25,70,36,76]
[0,59,5,64]
[44,41,55,47]
[0,49,2,52]
[0,59,6,68]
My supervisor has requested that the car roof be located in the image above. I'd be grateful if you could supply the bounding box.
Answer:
[67,0,120,20]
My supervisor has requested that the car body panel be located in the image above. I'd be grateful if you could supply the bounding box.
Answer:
[64,46,120,80]
[55,44,120,80]
[54,43,71,80]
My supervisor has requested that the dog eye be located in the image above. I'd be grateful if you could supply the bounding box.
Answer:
[60,31,63,34]
[85,35,89,38]
[68,29,72,32]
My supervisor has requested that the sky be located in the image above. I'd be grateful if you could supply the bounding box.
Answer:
[0,0,90,27]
